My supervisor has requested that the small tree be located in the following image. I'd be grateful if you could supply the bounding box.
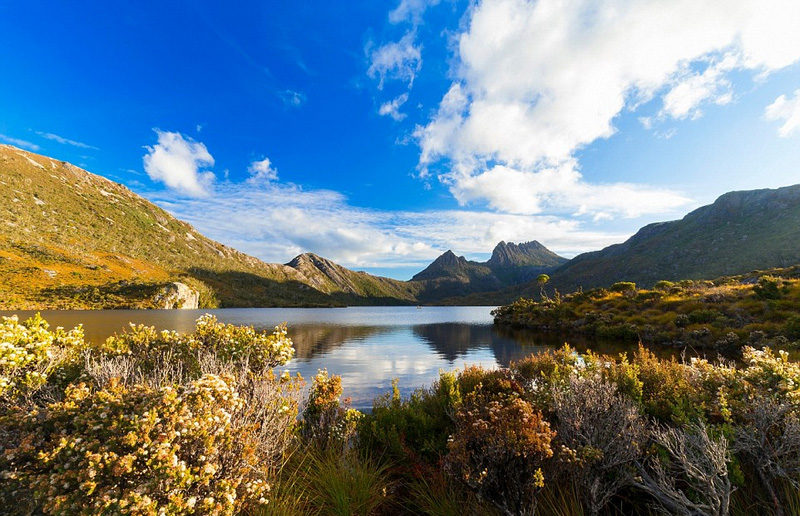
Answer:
[537,274,551,302]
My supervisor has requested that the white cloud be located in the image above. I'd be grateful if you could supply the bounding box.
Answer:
[389,0,441,24]
[660,54,739,119]
[415,0,800,217]
[150,179,629,273]
[0,134,40,151]
[447,162,691,219]
[143,130,215,197]
[379,93,410,121]
[367,32,422,90]
[35,131,98,150]
[247,157,278,183]
[765,89,800,137]
[281,89,307,107]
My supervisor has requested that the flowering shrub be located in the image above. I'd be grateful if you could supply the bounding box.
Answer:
[739,346,800,403]
[1,373,299,516]
[100,314,294,376]
[0,314,84,403]
[302,369,361,451]
[446,388,555,515]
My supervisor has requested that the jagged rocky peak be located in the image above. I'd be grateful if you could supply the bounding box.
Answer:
[487,240,566,268]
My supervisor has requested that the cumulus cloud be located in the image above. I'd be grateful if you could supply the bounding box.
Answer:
[379,93,410,121]
[143,130,215,197]
[765,89,800,137]
[415,0,800,217]
[247,157,278,183]
[367,31,422,90]
[151,179,627,273]
[35,131,98,150]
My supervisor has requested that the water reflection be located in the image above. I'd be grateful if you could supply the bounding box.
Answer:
[0,307,669,408]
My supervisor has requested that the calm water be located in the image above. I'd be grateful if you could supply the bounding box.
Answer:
[2,306,647,408]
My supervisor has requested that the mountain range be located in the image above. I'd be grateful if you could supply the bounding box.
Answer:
[2,143,799,309]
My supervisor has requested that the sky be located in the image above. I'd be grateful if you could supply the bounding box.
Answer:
[1,0,799,280]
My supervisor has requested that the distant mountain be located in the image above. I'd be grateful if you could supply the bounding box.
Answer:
[286,253,419,304]
[551,185,800,291]
[411,241,567,302]
[0,145,413,309]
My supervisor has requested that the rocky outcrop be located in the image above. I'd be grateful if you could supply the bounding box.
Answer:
[487,241,569,269]
[153,282,199,309]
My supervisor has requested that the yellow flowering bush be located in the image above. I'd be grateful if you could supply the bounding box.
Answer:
[0,314,84,402]
[100,314,294,375]
[1,373,299,516]
[301,369,361,451]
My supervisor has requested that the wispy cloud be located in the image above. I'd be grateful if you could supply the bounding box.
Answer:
[0,133,40,151]
[765,89,800,137]
[142,130,215,197]
[414,0,800,219]
[389,0,441,25]
[35,131,98,150]
[379,93,410,121]
[280,89,307,107]
[367,31,422,91]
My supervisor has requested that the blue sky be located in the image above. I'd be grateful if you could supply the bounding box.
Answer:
[1,0,799,279]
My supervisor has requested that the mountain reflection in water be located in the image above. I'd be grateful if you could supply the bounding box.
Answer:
[0,306,662,408]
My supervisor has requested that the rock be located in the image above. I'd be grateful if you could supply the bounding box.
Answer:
[153,282,199,309]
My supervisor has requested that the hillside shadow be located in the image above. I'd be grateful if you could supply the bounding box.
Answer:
[187,268,339,307]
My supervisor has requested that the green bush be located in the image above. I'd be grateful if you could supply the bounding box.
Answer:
[359,371,461,467]
[610,282,636,294]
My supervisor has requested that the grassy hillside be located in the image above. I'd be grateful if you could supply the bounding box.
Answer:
[0,145,406,308]
[551,185,800,292]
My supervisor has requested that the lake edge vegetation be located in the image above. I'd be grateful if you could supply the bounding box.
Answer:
[493,266,800,352]
[2,313,800,515]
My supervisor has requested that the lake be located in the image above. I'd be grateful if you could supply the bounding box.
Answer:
[2,306,647,408]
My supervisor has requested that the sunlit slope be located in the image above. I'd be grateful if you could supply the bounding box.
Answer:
[551,185,800,291]
[0,145,360,308]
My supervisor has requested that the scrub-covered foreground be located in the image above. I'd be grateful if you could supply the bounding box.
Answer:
[2,315,800,515]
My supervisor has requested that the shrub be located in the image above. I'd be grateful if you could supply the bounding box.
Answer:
[446,388,555,516]
[610,282,637,294]
[301,369,361,452]
[733,397,800,516]
[1,373,299,515]
[98,314,294,377]
[635,422,732,516]
[784,315,800,339]
[688,309,723,325]
[0,314,84,404]
[754,276,782,300]
[552,374,645,516]
[359,371,461,468]
[654,280,677,292]
[634,346,708,424]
